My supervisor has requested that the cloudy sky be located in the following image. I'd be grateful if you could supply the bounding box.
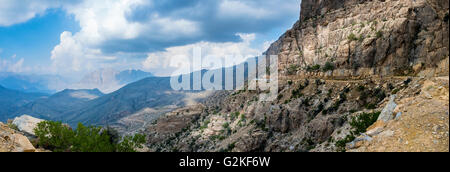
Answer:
[0,0,300,79]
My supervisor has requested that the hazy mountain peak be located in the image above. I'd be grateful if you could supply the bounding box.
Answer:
[71,69,153,93]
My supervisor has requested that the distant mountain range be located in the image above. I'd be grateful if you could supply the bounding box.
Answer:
[0,72,65,94]
[0,85,48,121]
[70,69,153,93]
[11,89,104,120]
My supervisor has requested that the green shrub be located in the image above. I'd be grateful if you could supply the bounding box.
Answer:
[322,62,335,72]
[219,142,236,152]
[34,121,75,152]
[349,112,381,135]
[335,112,380,152]
[287,64,299,75]
[327,89,333,97]
[307,64,321,72]
[277,94,284,100]
[315,79,324,86]
[404,78,412,86]
[357,85,365,92]
[8,123,19,131]
[358,35,365,42]
[376,31,383,38]
[222,122,230,129]
[365,103,377,109]
[335,134,356,152]
[301,137,316,151]
[200,120,211,130]
[291,82,307,99]
[230,112,240,120]
[392,88,400,94]
[374,88,386,101]
[34,121,145,152]
[347,33,358,41]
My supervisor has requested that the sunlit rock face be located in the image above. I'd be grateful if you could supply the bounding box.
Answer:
[266,0,449,78]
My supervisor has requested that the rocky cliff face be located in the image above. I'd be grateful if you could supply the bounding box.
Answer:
[266,0,449,78]
[143,0,449,152]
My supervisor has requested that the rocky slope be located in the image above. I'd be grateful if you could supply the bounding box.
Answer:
[142,0,449,152]
[346,77,448,152]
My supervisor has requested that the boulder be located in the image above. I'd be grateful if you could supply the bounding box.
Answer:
[377,95,397,122]
[12,115,44,136]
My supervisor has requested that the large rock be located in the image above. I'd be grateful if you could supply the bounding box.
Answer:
[0,122,36,152]
[12,134,36,152]
[12,115,44,136]
[377,95,397,122]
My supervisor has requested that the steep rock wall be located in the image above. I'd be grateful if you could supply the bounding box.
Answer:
[266,0,449,78]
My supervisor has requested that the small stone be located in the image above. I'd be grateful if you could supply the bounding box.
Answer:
[379,130,394,138]
[433,125,442,132]
[395,112,402,120]
[289,146,295,151]
[367,127,384,137]
[423,92,433,99]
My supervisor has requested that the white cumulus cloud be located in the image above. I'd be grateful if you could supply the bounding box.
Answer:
[50,31,117,77]
[142,33,265,76]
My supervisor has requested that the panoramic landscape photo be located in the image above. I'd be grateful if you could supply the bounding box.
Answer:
[0,0,449,153]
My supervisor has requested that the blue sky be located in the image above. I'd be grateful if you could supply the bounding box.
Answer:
[0,9,79,67]
[0,0,300,78]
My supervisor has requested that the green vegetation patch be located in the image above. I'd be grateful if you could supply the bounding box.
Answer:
[34,121,145,152]
[335,111,380,152]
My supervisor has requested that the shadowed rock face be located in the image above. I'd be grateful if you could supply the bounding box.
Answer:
[300,0,369,23]
[266,0,449,78]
